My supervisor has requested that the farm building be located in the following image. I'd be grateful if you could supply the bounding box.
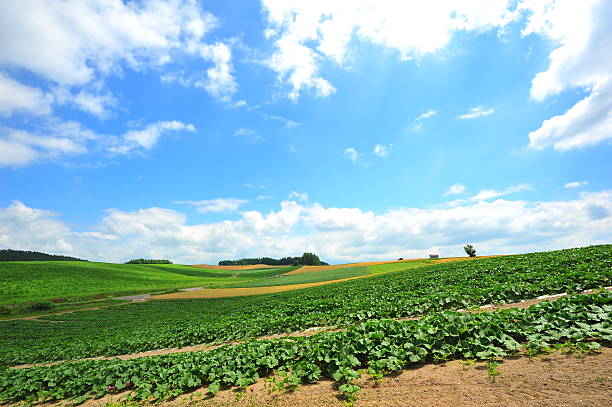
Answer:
[429,254,439,259]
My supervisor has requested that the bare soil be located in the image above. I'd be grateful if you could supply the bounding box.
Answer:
[71,347,612,407]
[191,264,286,271]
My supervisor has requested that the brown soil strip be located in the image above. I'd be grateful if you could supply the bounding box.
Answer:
[191,264,285,270]
[11,288,610,370]
[68,347,612,407]
[150,274,379,300]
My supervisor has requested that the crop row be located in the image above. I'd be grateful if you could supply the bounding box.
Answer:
[1,293,610,404]
[1,245,610,365]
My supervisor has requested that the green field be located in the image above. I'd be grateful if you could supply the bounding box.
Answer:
[1,245,609,367]
[368,259,432,274]
[223,265,370,288]
[0,262,297,305]
[0,245,610,404]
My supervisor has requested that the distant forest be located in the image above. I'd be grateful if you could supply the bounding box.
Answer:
[219,252,328,266]
[125,259,173,264]
[0,249,87,262]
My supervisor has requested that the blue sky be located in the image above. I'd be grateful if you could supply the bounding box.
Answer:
[0,0,611,264]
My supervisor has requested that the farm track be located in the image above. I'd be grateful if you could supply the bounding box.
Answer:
[11,287,611,371]
[155,347,612,407]
[0,301,132,322]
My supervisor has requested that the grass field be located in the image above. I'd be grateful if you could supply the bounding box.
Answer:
[368,260,432,274]
[0,262,297,306]
[1,245,610,405]
[1,245,609,367]
[222,266,370,288]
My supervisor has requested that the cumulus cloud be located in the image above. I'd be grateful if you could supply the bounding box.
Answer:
[174,198,248,213]
[527,78,612,150]
[0,73,53,116]
[110,121,195,154]
[0,122,96,167]
[0,0,216,86]
[373,144,390,158]
[344,147,361,163]
[523,0,612,150]
[2,191,611,264]
[198,42,237,103]
[458,105,495,119]
[261,1,515,100]
[470,183,534,201]
[444,183,467,196]
[565,180,588,189]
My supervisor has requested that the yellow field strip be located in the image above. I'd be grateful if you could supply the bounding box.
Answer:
[191,264,285,270]
[284,258,430,275]
[151,274,375,300]
[153,260,443,300]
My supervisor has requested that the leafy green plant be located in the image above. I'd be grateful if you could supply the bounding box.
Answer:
[486,360,501,380]
[1,293,609,404]
[1,245,610,366]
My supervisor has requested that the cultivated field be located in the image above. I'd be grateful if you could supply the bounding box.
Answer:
[0,245,610,406]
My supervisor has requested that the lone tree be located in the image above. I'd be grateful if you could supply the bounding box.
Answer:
[464,244,476,257]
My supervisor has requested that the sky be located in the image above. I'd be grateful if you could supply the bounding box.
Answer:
[0,0,611,264]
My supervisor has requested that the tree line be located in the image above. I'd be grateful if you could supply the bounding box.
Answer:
[125,259,173,264]
[0,249,87,262]
[219,252,328,266]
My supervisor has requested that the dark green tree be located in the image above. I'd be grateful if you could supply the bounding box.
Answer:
[464,244,476,257]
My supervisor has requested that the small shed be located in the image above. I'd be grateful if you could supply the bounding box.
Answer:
[429,254,439,259]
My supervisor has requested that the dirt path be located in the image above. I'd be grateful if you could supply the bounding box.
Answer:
[166,347,612,407]
[11,288,610,370]
[67,347,612,407]
[0,301,131,322]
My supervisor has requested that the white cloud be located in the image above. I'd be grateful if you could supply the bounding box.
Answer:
[2,191,611,264]
[412,109,437,132]
[72,91,118,118]
[0,0,216,86]
[417,109,437,120]
[261,1,515,100]
[527,77,612,150]
[444,183,467,196]
[0,200,72,254]
[373,144,389,158]
[564,180,588,189]
[470,183,534,201]
[458,105,495,119]
[344,147,360,163]
[264,114,300,129]
[198,42,237,103]
[288,191,308,202]
[522,0,612,150]
[174,198,248,213]
[234,127,264,142]
[0,73,53,116]
[0,123,93,167]
[110,121,195,154]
